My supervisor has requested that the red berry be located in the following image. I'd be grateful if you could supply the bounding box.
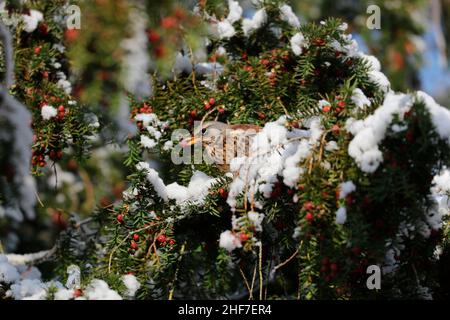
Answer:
[322,106,331,113]
[161,16,177,29]
[240,233,249,242]
[34,46,41,55]
[38,161,46,167]
[58,105,65,113]
[330,263,338,272]
[49,150,56,160]
[261,59,270,66]
[190,110,197,118]
[218,188,228,199]
[65,29,79,42]
[303,201,314,211]
[130,241,138,250]
[133,234,140,241]
[203,101,211,110]
[218,107,225,114]
[148,30,161,43]
[332,124,340,132]
[42,71,49,78]
[73,289,83,298]
[157,234,167,243]
[38,23,48,35]
[169,239,176,246]
[209,98,216,106]
[116,214,124,223]
[305,212,314,222]
[56,150,63,159]
[351,247,361,256]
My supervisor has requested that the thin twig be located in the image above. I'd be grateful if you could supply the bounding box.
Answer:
[272,248,299,274]
[168,242,186,300]
[259,243,263,300]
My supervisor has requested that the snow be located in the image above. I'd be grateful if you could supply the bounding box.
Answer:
[226,0,243,24]
[0,255,20,283]
[247,211,264,231]
[318,99,330,109]
[351,88,371,110]
[339,181,356,199]
[347,91,414,173]
[335,206,347,225]
[219,230,242,252]
[136,162,219,204]
[173,52,193,74]
[242,8,267,36]
[137,163,169,201]
[325,140,339,152]
[226,117,322,212]
[135,113,158,127]
[417,91,450,144]
[121,7,152,99]
[279,4,300,28]
[368,70,390,93]
[83,279,122,300]
[290,32,306,56]
[41,104,57,120]
[9,279,48,300]
[217,20,236,39]
[22,10,43,33]
[122,274,141,297]
[432,169,450,195]
[54,288,75,300]
[0,84,36,222]
[140,135,157,149]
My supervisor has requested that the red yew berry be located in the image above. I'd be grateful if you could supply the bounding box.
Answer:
[240,233,249,242]
[189,110,197,118]
[169,239,176,246]
[351,247,361,256]
[305,212,314,222]
[332,124,340,133]
[218,188,228,199]
[322,105,331,113]
[303,201,314,211]
[157,234,167,243]
[116,214,124,223]
[330,263,338,272]
[218,107,225,114]
[203,101,211,110]
[148,30,161,43]
[34,46,42,55]
[58,105,65,113]
[161,16,177,29]
[337,101,346,108]
[130,241,138,250]
[38,23,48,35]
[65,29,79,42]
[73,289,83,298]
[209,98,216,106]
[133,234,140,241]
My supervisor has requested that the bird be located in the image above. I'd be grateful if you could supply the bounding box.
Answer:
[180,121,261,172]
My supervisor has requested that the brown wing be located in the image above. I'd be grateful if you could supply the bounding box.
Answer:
[230,124,261,131]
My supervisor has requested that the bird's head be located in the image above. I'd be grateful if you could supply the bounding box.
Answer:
[179,121,229,147]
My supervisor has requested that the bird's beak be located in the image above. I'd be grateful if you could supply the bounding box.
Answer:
[180,136,198,147]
